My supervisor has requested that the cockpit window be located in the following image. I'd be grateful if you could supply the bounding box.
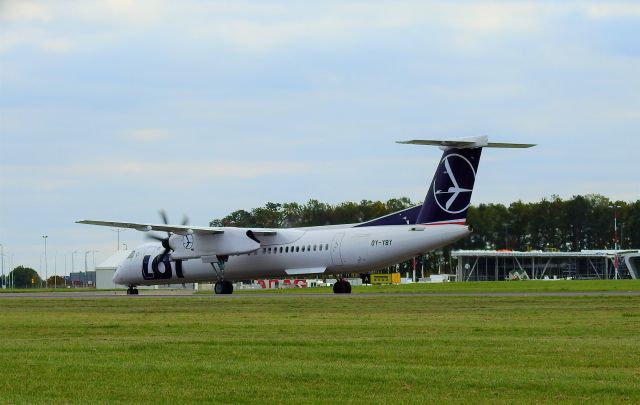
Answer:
[127,251,135,259]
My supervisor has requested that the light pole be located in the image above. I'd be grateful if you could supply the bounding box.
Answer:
[111,228,126,251]
[64,253,68,287]
[9,254,14,289]
[608,205,620,250]
[84,250,98,288]
[85,250,90,288]
[42,235,48,288]
[72,249,78,285]
[0,243,4,289]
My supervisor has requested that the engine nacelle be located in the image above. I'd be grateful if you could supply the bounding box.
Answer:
[168,228,260,259]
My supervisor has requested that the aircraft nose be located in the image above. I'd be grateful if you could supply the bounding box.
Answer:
[112,267,124,285]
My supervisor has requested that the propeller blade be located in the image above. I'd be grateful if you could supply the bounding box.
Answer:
[146,233,165,242]
[159,209,169,225]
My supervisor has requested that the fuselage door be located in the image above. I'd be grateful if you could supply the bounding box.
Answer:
[331,232,345,266]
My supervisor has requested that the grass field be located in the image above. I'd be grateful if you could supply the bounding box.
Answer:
[227,279,640,294]
[1,289,639,403]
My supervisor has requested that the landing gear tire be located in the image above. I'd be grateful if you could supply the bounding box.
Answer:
[126,286,139,295]
[214,280,234,295]
[333,279,351,294]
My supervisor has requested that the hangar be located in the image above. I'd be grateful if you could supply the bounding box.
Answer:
[452,250,639,281]
[95,250,131,289]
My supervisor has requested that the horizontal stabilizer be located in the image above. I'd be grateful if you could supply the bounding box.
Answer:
[397,135,535,150]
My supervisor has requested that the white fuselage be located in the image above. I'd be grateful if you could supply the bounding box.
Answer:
[113,224,470,286]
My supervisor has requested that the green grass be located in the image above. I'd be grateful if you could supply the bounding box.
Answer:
[200,279,640,294]
[1,293,639,403]
[0,288,115,293]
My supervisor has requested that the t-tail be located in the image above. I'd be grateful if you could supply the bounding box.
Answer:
[398,136,535,226]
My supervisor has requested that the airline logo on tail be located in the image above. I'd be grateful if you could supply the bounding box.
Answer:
[394,136,534,225]
[433,153,476,214]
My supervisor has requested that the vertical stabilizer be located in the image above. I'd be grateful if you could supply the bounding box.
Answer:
[397,136,535,225]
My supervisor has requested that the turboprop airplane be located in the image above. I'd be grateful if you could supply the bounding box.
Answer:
[77,136,534,294]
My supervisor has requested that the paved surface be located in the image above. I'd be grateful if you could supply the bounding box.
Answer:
[1,290,639,299]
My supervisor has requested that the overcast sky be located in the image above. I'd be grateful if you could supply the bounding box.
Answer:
[1,0,639,277]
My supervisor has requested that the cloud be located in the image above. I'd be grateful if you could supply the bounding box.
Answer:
[584,3,640,19]
[0,1,52,23]
[1,1,634,59]
[0,1,578,54]
[122,128,173,142]
[0,158,316,192]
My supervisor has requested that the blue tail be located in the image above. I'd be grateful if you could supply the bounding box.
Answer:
[357,137,534,227]
[416,147,482,225]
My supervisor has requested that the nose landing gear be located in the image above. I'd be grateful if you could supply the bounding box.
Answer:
[206,255,234,295]
[126,286,139,295]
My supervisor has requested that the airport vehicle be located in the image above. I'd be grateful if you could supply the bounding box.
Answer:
[78,136,534,294]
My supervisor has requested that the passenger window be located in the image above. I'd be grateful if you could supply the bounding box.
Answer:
[285,246,289,253]
[296,246,300,252]
[279,247,283,253]
[319,245,322,251]
[302,246,306,252]
[307,245,311,251]
[326,244,329,250]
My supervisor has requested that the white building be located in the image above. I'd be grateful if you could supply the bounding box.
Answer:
[452,250,639,281]
[95,250,131,289]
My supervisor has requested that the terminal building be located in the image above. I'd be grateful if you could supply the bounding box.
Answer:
[452,250,639,281]
[67,271,96,287]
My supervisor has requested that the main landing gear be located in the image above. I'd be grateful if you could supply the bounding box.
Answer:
[209,255,234,295]
[214,280,234,294]
[126,286,139,295]
[333,277,352,294]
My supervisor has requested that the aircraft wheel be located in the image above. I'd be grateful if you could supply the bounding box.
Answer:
[223,281,234,294]
[344,281,352,294]
[127,286,138,295]
[214,282,224,294]
[214,281,234,295]
[333,279,352,294]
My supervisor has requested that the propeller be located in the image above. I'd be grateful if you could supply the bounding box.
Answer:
[146,210,189,257]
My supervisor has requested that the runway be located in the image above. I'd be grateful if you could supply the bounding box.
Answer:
[1,290,639,299]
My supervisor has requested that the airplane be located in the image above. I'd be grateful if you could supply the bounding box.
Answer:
[77,136,534,294]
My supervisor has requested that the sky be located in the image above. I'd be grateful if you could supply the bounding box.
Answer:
[1,0,639,278]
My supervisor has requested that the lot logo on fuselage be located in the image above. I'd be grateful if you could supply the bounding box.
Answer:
[183,234,193,250]
[142,254,184,280]
[433,153,476,214]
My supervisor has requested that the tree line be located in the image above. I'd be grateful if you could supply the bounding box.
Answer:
[3,195,636,287]
[211,194,640,274]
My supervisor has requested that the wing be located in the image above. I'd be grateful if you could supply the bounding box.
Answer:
[76,219,278,236]
[76,220,223,235]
